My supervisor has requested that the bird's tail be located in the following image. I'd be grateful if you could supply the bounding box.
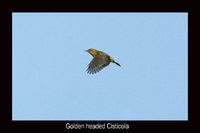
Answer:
[112,60,121,67]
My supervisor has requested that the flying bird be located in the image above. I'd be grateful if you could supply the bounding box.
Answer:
[85,48,121,74]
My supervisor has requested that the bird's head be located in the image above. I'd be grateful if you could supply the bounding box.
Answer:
[85,48,98,57]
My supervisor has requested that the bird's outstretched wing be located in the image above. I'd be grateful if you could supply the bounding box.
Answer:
[87,56,110,74]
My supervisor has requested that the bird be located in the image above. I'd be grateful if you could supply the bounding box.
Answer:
[85,48,121,74]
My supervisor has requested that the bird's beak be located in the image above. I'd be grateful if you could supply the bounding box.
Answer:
[85,50,88,52]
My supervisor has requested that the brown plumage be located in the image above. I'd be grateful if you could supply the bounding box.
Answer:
[85,48,121,74]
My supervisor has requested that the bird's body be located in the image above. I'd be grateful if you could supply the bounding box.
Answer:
[85,48,121,74]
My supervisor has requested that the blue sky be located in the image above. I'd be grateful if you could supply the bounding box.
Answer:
[12,13,188,120]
